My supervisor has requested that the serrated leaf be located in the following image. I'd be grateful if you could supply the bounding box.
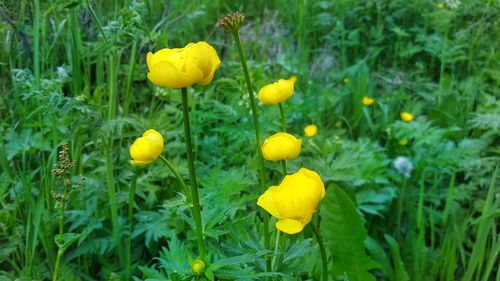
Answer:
[320,184,378,281]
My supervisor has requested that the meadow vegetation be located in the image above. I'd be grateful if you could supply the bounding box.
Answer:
[0,0,499,280]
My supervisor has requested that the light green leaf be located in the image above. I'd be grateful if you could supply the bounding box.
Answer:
[384,235,409,281]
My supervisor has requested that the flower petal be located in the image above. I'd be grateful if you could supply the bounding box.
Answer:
[257,186,281,219]
[276,219,305,234]
[147,60,203,88]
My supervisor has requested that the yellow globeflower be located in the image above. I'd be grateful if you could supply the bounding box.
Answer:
[400,112,414,122]
[362,96,375,106]
[258,76,297,105]
[257,168,325,234]
[130,129,164,165]
[304,124,318,137]
[262,132,302,162]
[437,2,445,9]
[146,42,221,88]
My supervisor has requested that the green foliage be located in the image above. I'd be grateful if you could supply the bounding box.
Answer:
[320,183,378,280]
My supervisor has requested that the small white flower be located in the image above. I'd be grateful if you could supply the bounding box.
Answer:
[56,66,68,79]
[445,0,461,9]
[393,156,414,178]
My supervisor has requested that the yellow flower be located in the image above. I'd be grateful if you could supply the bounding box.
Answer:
[304,124,318,137]
[258,76,297,105]
[257,168,325,234]
[437,2,445,9]
[146,42,221,89]
[362,96,375,106]
[400,112,414,122]
[130,129,164,165]
[262,132,302,162]
[343,77,349,84]
[399,138,409,146]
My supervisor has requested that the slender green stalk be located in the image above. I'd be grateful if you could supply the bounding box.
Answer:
[104,146,120,262]
[52,249,63,281]
[69,8,82,96]
[231,30,271,272]
[126,168,138,281]
[53,182,68,281]
[281,160,287,177]
[278,103,286,132]
[271,230,281,271]
[396,178,407,240]
[159,155,191,200]
[124,40,137,114]
[33,0,41,90]
[310,223,328,281]
[181,87,205,259]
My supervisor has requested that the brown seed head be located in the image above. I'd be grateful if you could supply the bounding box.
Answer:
[219,12,245,34]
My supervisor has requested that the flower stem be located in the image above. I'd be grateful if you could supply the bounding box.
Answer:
[126,168,138,280]
[281,160,287,177]
[52,249,63,281]
[278,103,286,132]
[396,178,407,240]
[231,30,271,272]
[310,223,328,281]
[53,182,68,281]
[271,230,281,271]
[159,155,191,201]
[181,87,205,259]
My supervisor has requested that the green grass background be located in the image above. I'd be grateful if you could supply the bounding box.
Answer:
[0,0,499,280]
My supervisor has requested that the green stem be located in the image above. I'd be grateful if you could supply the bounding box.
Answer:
[231,30,271,272]
[159,155,191,200]
[181,87,205,259]
[281,160,287,177]
[310,223,328,281]
[123,40,137,114]
[52,249,63,281]
[104,146,120,262]
[33,0,41,90]
[271,230,281,271]
[278,103,286,132]
[126,168,138,280]
[396,178,407,240]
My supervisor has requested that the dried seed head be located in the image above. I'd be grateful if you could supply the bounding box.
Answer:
[219,12,245,34]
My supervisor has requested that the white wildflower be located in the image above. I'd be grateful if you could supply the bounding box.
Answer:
[393,156,414,178]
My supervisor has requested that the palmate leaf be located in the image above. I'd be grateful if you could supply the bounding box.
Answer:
[320,183,378,281]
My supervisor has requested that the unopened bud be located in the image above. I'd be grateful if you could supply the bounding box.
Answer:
[191,259,205,276]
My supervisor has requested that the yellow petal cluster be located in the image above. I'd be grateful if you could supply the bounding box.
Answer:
[362,96,375,106]
[257,168,325,234]
[146,42,221,89]
[258,76,297,105]
[400,112,414,122]
[262,132,302,162]
[130,129,164,165]
[304,124,318,137]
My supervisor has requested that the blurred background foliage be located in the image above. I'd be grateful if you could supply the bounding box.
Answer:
[0,0,499,280]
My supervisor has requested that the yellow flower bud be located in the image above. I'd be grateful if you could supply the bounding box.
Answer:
[258,76,297,105]
[400,112,414,122]
[437,2,445,9]
[146,42,221,89]
[262,132,302,162]
[399,138,409,146]
[362,96,375,106]
[191,259,205,276]
[343,77,349,84]
[129,129,164,165]
[304,124,318,137]
[257,168,325,234]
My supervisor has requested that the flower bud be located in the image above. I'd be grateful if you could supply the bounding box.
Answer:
[191,259,205,276]
[130,129,164,165]
[304,124,318,137]
[262,133,302,162]
[258,76,297,105]
[362,96,375,106]
[400,112,414,122]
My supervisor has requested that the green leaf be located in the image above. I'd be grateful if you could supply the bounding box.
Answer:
[320,183,378,281]
[384,235,409,281]
[54,232,80,251]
